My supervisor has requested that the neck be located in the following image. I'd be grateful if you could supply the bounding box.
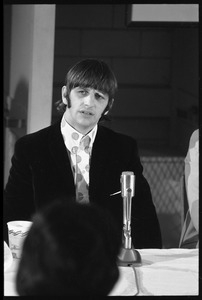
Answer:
[64,119,94,136]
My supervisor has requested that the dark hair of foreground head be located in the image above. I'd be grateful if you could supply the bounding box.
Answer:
[16,199,122,296]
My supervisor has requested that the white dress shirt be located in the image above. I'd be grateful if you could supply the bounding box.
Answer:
[60,115,97,203]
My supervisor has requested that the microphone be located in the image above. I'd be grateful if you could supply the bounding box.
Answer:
[121,171,135,197]
[120,172,135,248]
[118,171,142,267]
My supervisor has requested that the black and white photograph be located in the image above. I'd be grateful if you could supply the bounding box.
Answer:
[3,3,199,296]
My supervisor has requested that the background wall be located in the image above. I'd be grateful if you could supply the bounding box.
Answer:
[171,27,199,153]
[4,4,55,184]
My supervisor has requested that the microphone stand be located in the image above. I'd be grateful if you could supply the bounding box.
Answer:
[118,174,142,267]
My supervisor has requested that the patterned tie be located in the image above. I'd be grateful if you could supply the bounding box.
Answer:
[71,133,91,204]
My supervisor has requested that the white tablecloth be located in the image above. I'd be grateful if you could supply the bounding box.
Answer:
[4,245,198,296]
[110,248,199,296]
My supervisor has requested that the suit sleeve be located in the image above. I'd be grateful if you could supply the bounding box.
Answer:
[128,139,162,248]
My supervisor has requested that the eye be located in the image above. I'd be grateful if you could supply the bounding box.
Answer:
[78,89,88,96]
[95,92,105,100]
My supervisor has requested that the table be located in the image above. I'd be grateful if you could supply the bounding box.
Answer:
[4,246,198,296]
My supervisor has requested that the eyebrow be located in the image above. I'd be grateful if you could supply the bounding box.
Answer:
[77,86,106,96]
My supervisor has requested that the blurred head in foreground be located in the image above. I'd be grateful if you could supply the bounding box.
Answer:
[16,200,121,296]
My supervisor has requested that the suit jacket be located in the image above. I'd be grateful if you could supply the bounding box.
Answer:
[4,120,162,248]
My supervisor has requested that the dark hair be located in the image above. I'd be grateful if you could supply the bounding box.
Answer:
[16,200,121,296]
[56,59,118,116]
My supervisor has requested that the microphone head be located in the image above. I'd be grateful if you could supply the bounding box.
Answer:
[120,171,135,197]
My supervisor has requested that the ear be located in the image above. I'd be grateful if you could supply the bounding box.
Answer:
[104,98,114,115]
[61,86,68,105]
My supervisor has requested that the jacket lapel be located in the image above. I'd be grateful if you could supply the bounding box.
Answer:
[48,121,75,192]
[89,125,112,196]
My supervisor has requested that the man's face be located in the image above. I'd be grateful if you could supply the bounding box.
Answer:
[62,86,109,134]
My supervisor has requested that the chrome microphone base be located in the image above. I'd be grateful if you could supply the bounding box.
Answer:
[117,247,142,267]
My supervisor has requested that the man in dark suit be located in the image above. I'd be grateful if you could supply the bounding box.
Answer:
[4,59,162,248]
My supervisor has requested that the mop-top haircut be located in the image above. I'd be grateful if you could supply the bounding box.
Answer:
[56,58,118,114]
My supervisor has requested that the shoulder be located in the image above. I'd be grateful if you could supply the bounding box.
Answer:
[98,125,137,145]
[15,121,60,150]
[188,129,199,154]
[185,129,199,164]
[189,129,199,147]
[97,125,139,156]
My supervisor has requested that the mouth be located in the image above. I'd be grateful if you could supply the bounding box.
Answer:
[79,110,94,116]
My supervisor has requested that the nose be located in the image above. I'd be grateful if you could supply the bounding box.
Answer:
[83,92,95,107]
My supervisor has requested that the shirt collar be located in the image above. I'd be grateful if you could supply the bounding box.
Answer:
[60,115,97,153]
